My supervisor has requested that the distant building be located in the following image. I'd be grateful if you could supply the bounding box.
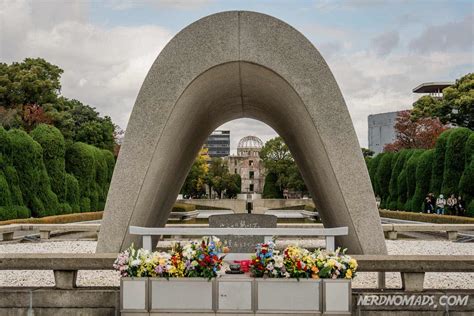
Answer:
[205,130,230,158]
[368,111,401,155]
[225,136,265,194]
[412,82,453,98]
[368,81,454,155]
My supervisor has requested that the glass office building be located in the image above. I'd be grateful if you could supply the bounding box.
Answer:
[205,130,230,158]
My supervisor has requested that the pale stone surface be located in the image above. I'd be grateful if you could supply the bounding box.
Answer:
[97,11,386,255]
[1,240,473,289]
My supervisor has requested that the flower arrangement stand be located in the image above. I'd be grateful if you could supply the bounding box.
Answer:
[120,277,149,313]
[149,278,214,313]
[255,278,322,314]
[322,279,351,315]
[216,276,254,313]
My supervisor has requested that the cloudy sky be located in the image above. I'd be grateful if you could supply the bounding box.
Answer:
[1,0,472,152]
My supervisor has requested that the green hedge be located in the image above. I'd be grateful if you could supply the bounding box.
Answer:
[8,129,59,217]
[0,126,115,221]
[380,209,474,224]
[375,152,394,208]
[31,124,67,201]
[172,203,196,212]
[459,133,474,203]
[412,149,435,212]
[388,151,409,209]
[405,150,424,210]
[442,128,471,196]
[430,129,453,195]
[368,154,382,196]
[370,128,474,216]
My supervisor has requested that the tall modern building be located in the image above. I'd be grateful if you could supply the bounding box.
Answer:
[368,111,401,155]
[205,130,230,158]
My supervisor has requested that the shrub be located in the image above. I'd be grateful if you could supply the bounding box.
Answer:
[58,203,73,215]
[442,128,471,196]
[397,169,408,210]
[80,197,91,213]
[4,166,24,206]
[405,150,424,211]
[388,151,410,209]
[66,142,95,203]
[380,209,474,223]
[0,207,16,221]
[375,152,394,207]
[467,201,474,217]
[31,124,67,201]
[430,129,453,195]
[412,149,435,212]
[0,170,12,207]
[459,133,474,204]
[65,173,80,213]
[368,154,382,196]
[13,205,30,219]
[8,129,59,217]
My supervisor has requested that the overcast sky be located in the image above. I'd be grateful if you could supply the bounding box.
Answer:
[1,0,472,152]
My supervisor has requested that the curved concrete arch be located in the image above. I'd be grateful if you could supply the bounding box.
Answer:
[97,11,387,254]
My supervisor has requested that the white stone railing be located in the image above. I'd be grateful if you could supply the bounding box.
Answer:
[129,226,349,252]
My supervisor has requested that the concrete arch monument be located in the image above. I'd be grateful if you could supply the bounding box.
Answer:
[97,11,387,255]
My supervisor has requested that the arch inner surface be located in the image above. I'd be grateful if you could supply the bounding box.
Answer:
[97,11,386,255]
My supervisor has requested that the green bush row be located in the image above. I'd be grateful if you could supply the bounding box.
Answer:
[368,128,474,216]
[0,125,115,220]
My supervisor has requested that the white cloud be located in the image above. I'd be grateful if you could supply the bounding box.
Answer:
[106,0,215,10]
[1,1,471,151]
[1,1,172,130]
[371,30,399,56]
[409,14,474,53]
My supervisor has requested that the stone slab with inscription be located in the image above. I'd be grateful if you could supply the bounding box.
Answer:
[209,214,277,253]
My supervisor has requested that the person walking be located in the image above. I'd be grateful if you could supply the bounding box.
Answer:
[436,194,446,215]
[447,194,457,215]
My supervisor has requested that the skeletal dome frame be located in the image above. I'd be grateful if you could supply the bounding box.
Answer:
[97,11,387,255]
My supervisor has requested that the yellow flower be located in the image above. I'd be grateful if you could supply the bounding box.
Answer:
[327,259,336,268]
[345,269,352,279]
[349,258,358,269]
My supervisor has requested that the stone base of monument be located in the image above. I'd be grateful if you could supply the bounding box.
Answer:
[256,278,321,313]
[149,278,214,313]
[120,277,148,313]
[120,276,351,314]
[322,279,352,315]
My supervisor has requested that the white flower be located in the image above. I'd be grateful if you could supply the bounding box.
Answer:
[131,259,141,267]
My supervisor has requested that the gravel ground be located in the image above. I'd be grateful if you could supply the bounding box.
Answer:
[0,239,473,289]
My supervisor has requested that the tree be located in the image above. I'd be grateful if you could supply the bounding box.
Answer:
[181,148,209,198]
[260,137,305,193]
[384,110,448,152]
[263,172,283,198]
[362,147,374,164]
[0,59,118,152]
[411,73,473,129]
[0,58,63,108]
[199,157,243,199]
